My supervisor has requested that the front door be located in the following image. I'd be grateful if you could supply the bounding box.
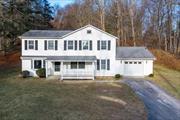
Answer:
[54,62,61,75]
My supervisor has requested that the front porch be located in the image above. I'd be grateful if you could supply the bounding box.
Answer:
[45,56,96,80]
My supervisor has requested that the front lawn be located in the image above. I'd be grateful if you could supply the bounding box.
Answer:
[0,68,146,120]
[149,65,180,99]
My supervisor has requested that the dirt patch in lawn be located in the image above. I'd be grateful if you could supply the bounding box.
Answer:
[0,68,147,120]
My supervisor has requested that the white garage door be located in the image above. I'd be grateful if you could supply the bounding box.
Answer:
[124,61,144,76]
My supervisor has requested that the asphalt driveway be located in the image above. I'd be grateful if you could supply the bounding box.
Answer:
[123,79,180,120]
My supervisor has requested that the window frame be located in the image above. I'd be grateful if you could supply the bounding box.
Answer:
[54,62,61,72]
[101,41,107,50]
[101,59,106,70]
[71,62,78,69]
[28,40,34,50]
[34,60,42,69]
[82,40,89,50]
[48,40,55,50]
[79,62,85,69]
[68,41,74,50]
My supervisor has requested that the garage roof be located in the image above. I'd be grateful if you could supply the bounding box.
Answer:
[116,47,156,60]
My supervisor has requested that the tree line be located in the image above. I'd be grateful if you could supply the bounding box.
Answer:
[0,0,179,56]
[0,0,53,55]
[51,0,180,55]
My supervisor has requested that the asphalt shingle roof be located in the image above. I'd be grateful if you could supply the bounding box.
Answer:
[22,56,97,61]
[21,30,73,38]
[116,47,155,60]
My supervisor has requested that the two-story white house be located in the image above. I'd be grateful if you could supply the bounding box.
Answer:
[20,25,155,80]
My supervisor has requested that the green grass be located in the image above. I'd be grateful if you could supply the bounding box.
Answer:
[0,68,146,120]
[149,65,180,99]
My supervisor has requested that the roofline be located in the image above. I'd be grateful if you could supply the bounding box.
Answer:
[58,24,119,39]
[19,24,119,39]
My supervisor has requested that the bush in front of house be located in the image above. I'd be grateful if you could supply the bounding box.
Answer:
[148,74,154,77]
[22,70,30,78]
[115,74,122,79]
[36,68,46,78]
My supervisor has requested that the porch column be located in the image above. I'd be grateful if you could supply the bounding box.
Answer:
[92,61,95,80]
[60,61,63,80]
[45,60,48,78]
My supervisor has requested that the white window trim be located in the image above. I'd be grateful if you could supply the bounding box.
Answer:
[47,40,55,50]
[33,59,43,70]
[28,40,35,50]
[68,40,74,50]
[82,40,89,50]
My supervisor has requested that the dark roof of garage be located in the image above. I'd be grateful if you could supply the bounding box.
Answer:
[20,30,73,39]
[116,47,156,60]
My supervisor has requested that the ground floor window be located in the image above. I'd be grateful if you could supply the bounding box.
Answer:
[97,59,110,70]
[34,60,42,69]
[70,62,86,69]
[54,62,60,71]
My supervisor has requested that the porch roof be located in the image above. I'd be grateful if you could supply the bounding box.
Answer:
[46,56,97,61]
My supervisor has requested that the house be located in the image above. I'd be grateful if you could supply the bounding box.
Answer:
[20,25,155,80]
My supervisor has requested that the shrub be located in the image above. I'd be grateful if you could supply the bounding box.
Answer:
[115,74,122,79]
[149,74,154,77]
[22,70,30,78]
[36,68,46,78]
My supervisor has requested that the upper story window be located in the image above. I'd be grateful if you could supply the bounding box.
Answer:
[101,41,107,50]
[44,40,58,50]
[82,40,89,50]
[68,41,73,50]
[25,40,38,50]
[97,40,111,51]
[48,41,54,50]
[29,40,34,49]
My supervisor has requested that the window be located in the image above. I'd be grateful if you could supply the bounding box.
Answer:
[29,40,34,49]
[82,40,89,50]
[87,30,91,34]
[129,62,132,64]
[71,62,77,69]
[34,60,42,69]
[134,62,137,64]
[54,62,60,71]
[125,61,128,64]
[68,41,73,50]
[101,41,107,50]
[48,41,54,50]
[138,62,142,64]
[101,60,106,70]
[79,62,85,69]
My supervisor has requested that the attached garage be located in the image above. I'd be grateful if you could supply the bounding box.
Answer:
[116,47,156,77]
[124,61,144,76]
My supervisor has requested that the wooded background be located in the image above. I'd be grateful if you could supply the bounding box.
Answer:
[0,0,179,56]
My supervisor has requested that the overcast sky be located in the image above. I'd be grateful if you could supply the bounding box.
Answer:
[48,0,74,7]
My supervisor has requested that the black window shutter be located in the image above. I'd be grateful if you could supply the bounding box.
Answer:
[55,40,58,50]
[35,40,38,50]
[25,40,27,50]
[79,40,82,50]
[107,59,110,70]
[75,40,77,50]
[44,40,47,50]
[64,40,67,50]
[97,59,100,70]
[108,40,111,50]
[43,60,45,68]
[97,40,100,50]
[90,40,92,50]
